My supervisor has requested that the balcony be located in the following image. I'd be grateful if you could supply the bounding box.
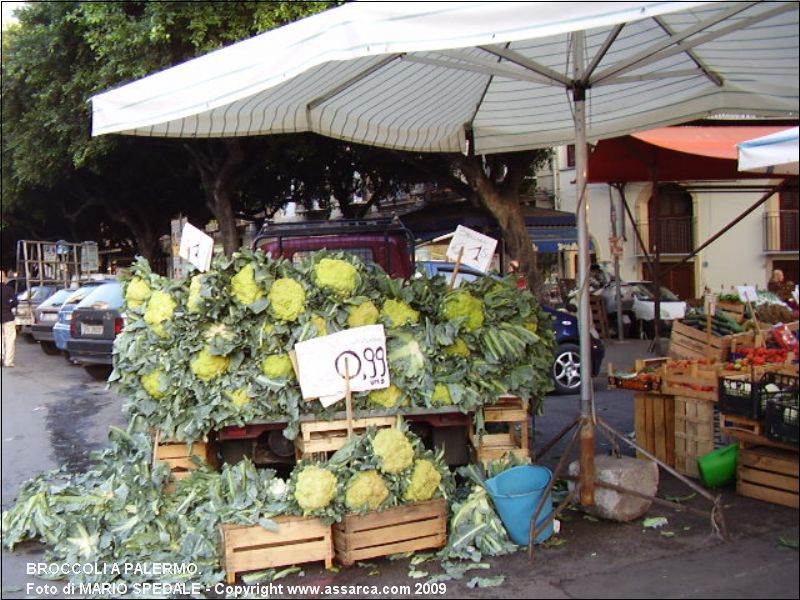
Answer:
[763,210,799,253]
[634,216,694,256]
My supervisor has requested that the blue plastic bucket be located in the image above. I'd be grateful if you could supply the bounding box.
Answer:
[485,465,554,546]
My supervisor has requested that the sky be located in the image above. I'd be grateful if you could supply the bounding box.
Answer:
[1,1,26,29]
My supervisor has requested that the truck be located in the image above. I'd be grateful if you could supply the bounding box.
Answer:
[12,240,95,338]
[215,217,474,467]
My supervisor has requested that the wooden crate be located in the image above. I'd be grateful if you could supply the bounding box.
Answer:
[221,517,333,583]
[154,435,218,481]
[717,300,746,324]
[634,393,675,467]
[737,446,799,509]
[720,413,764,437]
[294,416,396,460]
[333,499,447,567]
[669,321,729,361]
[674,396,715,478]
[661,360,720,402]
[469,397,530,463]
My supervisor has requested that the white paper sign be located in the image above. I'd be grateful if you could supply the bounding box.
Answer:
[736,285,758,303]
[446,225,498,273]
[81,242,99,272]
[294,325,389,406]
[179,222,214,272]
[43,244,57,262]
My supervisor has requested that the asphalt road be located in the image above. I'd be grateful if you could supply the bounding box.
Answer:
[1,338,798,599]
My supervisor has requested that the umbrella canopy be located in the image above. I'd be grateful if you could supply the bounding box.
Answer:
[90,1,799,509]
[737,126,799,175]
[91,2,798,154]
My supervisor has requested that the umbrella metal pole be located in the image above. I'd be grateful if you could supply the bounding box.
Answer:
[573,35,595,507]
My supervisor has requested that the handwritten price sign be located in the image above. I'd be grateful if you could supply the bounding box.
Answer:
[446,225,497,273]
[294,325,390,407]
[179,222,214,272]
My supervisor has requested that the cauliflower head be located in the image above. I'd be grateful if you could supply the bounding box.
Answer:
[190,348,231,381]
[442,291,485,331]
[144,291,177,327]
[140,370,165,399]
[371,429,414,474]
[524,320,539,334]
[269,278,306,322]
[404,459,442,502]
[431,383,453,406]
[347,301,379,328]
[294,466,338,512]
[187,275,204,312]
[231,264,264,305]
[381,299,420,328]
[227,388,252,407]
[314,258,359,297]
[368,384,404,408]
[125,277,152,309]
[311,315,328,337]
[345,470,390,511]
[444,338,471,358]
[268,478,287,501]
[262,354,295,380]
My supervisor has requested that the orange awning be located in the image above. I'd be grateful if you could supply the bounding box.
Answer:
[630,126,791,161]
[588,125,797,183]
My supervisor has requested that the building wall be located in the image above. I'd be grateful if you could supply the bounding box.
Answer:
[549,146,786,297]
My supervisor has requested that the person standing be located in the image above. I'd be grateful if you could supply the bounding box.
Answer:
[1,271,18,368]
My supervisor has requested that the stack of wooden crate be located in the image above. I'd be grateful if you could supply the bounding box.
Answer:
[469,396,530,464]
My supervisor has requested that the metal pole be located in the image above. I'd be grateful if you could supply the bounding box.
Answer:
[573,30,595,507]
[610,186,624,341]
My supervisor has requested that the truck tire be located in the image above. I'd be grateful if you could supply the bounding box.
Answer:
[221,440,252,466]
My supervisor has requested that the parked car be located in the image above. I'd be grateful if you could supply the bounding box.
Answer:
[31,289,74,355]
[52,281,108,361]
[67,281,125,379]
[14,284,60,338]
[601,280,686,338]
[417,261,605,395]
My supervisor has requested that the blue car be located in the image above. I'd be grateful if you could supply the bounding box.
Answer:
[417,261,605,395]
[52,281,108,360]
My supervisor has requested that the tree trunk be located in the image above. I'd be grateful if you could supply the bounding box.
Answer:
[453,154,543,297]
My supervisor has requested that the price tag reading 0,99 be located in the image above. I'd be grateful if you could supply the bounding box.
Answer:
[294,325,390,404]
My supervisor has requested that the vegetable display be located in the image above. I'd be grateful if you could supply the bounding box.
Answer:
[112,249,555,442]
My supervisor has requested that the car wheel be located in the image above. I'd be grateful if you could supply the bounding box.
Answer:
[40,341,61,355]
[84,365,113,380]
[551,343,582,395]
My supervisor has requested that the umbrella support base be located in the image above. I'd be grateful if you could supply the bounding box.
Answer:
[527,414,729,561]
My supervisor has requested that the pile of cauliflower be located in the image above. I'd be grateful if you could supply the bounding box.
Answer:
[286,423,453,522]
[112,248,554,442]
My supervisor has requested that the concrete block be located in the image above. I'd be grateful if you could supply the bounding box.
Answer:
[568,455,659,522]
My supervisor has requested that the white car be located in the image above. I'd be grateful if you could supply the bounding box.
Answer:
[602,281,686,337]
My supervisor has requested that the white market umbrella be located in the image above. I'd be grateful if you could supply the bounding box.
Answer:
[738,126,799,175]
[90,1,800,508]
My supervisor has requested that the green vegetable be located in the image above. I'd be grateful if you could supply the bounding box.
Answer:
[348,301,380,328]
[368,384,405,408]
[262,354,295,380]
[143,290,177,336]
[231,264,264,305]
[372,429,415,474]
[442,291,485,332]
[140,370,165,400]
[191,348,230,381]
[269,278,306,322]
[315,258,359,297]
[404,460,442,502]
[345,471,389,511]
[293,465,338,513]
[125,277,152,309]
[381,299,420,327]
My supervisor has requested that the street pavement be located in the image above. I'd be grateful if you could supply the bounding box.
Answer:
[1,338,798,599]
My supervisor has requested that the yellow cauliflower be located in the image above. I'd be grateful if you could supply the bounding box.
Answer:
[371,429,414,474]
[125,277,152,309]
[345,470,389,511]
[269,278,306,322]
[140,370,165,399]
[262,354,295,379]
[442,291,485,331]
[524,321,539,334]
[294,466,338,512]
[404,459,442,502]
[381,299,420,328]
[444,338,470,357]
[347,301,379,328]
[187,275,203,312]
[314,258,359,297]
[227,388,252,407]
[190,348,230,381]
[231,264,264,305]
[144,291,177,327]
[312,315,328,337]
[431,383,453,406]
[368,384,404,408]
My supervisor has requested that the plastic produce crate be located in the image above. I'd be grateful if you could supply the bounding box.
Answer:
[718,376,759,419]
[765,396,799,446]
